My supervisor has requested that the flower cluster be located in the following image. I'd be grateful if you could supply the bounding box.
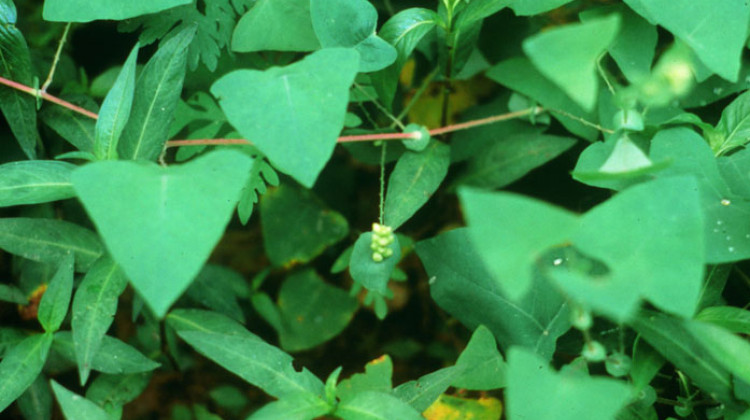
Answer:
[370,223,394,262]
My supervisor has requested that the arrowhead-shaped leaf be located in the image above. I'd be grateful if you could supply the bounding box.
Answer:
[212,48,358,187]
[72,150,254,317]
[522,14,620,112]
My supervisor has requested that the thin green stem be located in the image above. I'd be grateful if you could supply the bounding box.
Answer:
[41,23,71,93]
[391,67,439,129]
[355,83,405,130]
[547,107,614,134]
[378,142,387,225]
[596,52,616,96]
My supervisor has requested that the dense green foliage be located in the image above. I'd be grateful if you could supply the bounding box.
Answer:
[3,0,750,419]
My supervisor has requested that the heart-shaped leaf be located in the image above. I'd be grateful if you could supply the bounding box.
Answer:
[212,48,358,187]
[72,150,254,317]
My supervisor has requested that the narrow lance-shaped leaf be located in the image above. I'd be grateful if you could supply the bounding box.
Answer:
[54,332,160,376]
[0,218,103,272]
[0,161,77,207]
[37,254,74,333]
[246,393,330,420]
[168,310,325,399]
[393,367,460,412]
[0,1,39,159]
[16,373,53,420]
[118,26,195,161]
[384,141,450,230]
[71,255,128,385]
[630,310,739,407]
[0,333,54,412]
[49,380,109,420]
[43,0,192,22]
[94,43,139,160]
[336,391,423,420]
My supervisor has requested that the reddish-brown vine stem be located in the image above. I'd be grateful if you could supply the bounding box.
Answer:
[0,75,99,120]
[0,74,544,146]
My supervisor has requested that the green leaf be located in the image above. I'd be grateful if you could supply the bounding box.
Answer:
[72,150,254,317]
[629,338,664,392]
[17,373,53,420]
[553,176,704,321]
[168,309,259,339]
[459,187,579,300]
[54,332,159,376]
[508,0,575,15]
[371,8,439,109]
[452,325,506,390]
[311,0,396,72]
[349,232,401,297]
[522,14,620,112]
[70,255,128,384]
[649,127,750,263]
[94,43,138,160]
[212,48,358,187]
[384,141,449,230]
[0,218,103,272]
[393,367,460,412]
[185,265,247,323]
[0,161,76,207]
[0,3,39,159]
[457,131,576,189]
[456,0,511,27]
[684,321,750,388]
[581,5,657,83]
[0,333,53,413]
[37,254,74,333]
[507,347,630,420]
[175,330,324,399]
[118,26,194,161]
[260,184,349,267]
[718,146,750,197]
[238,156,279,224]
[246,393,330,420]
[118,0,246,72]
[713,90,750,155]
[0,283,26,304]
[486,58,599,140]
[49,380,109,420]
[39,95,97,153]
[42,0,191,22]
[416,228,571,361]
[630,311,739,407]
[86,373,152,410]
[231,0,320,53]
[624,0,749,81]
[336,391,423,420]
[338,356,393,402]
[696,306,750,335]
[266,269,358,352]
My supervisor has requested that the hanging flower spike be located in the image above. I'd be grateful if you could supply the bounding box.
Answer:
[370,222,395,262]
